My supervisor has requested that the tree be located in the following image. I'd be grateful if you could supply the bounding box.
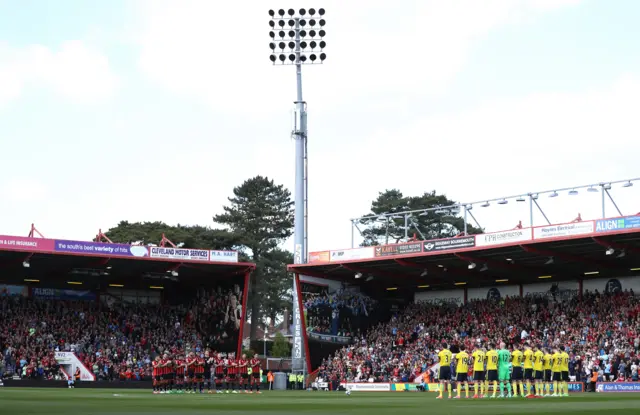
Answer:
[257,248,293,327]
[271,332,291,358]
[214,176,294,341]
[358,189,483,246]
[101,221,239,250]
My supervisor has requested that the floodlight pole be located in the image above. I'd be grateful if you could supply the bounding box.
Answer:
[270,6,327,383]
[293,18,308,266]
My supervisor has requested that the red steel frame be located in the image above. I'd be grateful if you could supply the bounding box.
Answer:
[237,271,251,357]
[294,273,313,372]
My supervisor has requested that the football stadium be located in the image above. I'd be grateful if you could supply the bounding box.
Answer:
[3,4,640,415]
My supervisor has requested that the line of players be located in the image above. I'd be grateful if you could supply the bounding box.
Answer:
[152,351,262,394]
[437,342,571,399]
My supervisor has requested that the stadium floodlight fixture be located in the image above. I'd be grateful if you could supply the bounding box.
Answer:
[22,261,30,268]
[549,191,559,198]
[468,262,477,270]
[603,183,612,190]
[617,250,626,258]
[605,248,615,256]
[269,8,327,66]
[497,199,508,205]
[480,264,489,272]
[568,189,579,196]
[587,186,598,192]
[516,196,526,202]
[623,181,633,188]
[106,265,112,270]
[420,269,428,277]
[545,257,554,265]
[365,275,374,282]
[170,270,179,277]
[355,272,363,279]
[481,201,490,207]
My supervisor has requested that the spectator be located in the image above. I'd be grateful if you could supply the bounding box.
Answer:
[318,290,640,384]
[0,285,241,381]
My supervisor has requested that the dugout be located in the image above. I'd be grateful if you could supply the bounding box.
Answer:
[288,215,640,370]
[0,226,255,357]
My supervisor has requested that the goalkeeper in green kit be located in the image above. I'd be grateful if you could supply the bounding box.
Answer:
[498,342,513,398]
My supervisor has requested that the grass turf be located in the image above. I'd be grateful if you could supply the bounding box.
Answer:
[2,389,640,415]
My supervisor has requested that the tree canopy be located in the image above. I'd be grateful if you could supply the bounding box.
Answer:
[102,176,295,343]
[101,221,240,250]
[214,176,295,341]
[358,189,483,246]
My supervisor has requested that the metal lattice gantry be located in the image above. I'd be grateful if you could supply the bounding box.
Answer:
[268,7,327,378]
[350,177,640,248]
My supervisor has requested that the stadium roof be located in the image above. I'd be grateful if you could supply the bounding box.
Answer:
[288,215,640,291]
[0,229,254,289]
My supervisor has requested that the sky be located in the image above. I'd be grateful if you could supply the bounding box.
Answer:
[1,0,639,253]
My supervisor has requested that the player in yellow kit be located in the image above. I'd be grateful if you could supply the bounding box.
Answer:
[485,344,499,398]
[471,346,486,399]
[454,346,470,399]
[437,343,453,399]
[560,346,570,397]
[551,347,562,397]
[543,348,553,396]
[533,345,545,397]
[523,344,534,397]
[511,347,524,398]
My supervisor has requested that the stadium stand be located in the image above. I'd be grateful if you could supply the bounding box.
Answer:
[0,286,243,381]
[0,230,254,383]
[304,288,377,338]
[315,290,640,386]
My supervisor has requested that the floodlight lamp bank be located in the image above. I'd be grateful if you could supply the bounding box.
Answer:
[269,8,327,65]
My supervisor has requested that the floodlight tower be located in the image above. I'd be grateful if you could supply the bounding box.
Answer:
[269,7,326,376]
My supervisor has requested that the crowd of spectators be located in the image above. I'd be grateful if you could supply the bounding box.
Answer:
[0,286,242,381]
[304,288,377,338]
[317,289,640,386]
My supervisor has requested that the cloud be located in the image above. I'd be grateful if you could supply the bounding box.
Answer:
[135,0,583,115]
[305,74,640,250]
[0,40,118,107]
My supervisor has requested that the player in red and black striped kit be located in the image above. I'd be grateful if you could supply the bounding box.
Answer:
[250,354,262,394]
[186,352,197,394]
[195,354,205,393]
[204,351,214,393]
[214,353,225,394]
[237,354,249,393]
[226,355,238,393]
[175,355,186,393]
[152,356,162,394]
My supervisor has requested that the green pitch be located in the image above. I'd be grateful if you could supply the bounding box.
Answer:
[2,388,640,415]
